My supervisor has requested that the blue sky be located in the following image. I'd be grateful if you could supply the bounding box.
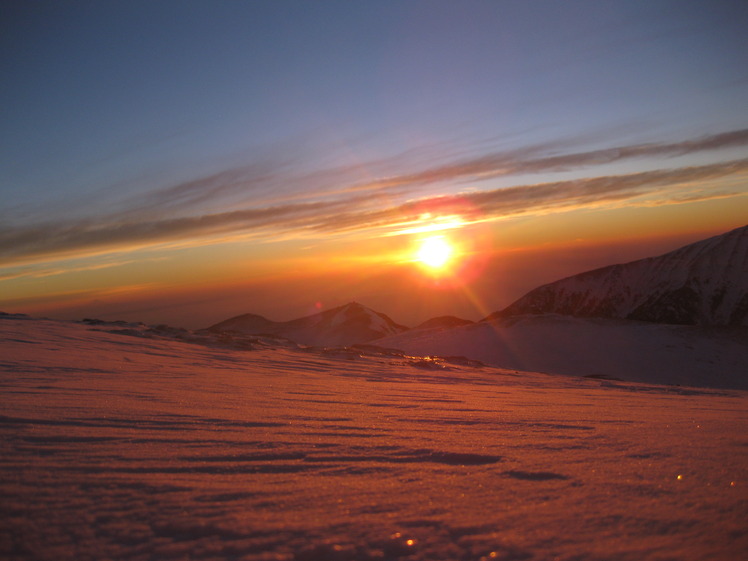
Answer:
[2,1,747,325]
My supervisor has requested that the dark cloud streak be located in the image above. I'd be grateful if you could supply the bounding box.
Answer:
[2,156,746,266]
[99,128,748,225]
[359,128,748,190]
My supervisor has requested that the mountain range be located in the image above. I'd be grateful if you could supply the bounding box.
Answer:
[208,301,408,347]
[210,225,748,343]
[207,225,748,388]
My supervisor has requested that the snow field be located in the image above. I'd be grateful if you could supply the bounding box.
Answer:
[378,314,748,390]
[1,317,747,560]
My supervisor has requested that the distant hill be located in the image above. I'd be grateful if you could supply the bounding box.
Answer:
[488,225,748,326]
[208,302,409,347]
[414,316,475,330]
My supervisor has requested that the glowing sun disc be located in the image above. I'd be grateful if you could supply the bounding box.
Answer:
[416,236,453,269]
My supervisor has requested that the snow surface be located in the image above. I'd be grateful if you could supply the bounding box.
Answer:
[378,314,748,390]
[2,315,747,560]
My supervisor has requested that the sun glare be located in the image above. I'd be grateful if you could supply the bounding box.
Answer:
[416,236,453,270]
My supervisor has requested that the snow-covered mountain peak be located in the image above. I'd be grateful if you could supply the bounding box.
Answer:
[208,301,408,347]
[328,302,377,327]
[491,225,748,326]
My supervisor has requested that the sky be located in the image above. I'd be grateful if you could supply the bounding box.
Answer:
[1,0,747,328]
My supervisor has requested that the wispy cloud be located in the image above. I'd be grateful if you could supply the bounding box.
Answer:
[349,128,748,191]
[2,130,747,266]
[0,256,169,282]
[0,200,346,262]
[298,158,748,235]
[88,128,748,222]
[3,157,746,266]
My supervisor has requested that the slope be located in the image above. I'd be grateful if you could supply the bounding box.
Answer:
[377,314,748,389]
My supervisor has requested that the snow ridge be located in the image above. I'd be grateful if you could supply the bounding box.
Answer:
[493,225,748,326]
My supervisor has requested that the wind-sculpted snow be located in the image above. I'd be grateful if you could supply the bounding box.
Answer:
[1,316,747,560]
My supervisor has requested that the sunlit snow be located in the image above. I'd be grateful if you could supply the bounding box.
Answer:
[1,315,746,560]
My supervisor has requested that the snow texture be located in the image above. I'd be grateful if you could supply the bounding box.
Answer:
[1,315,747,561]
[493,224,748,326]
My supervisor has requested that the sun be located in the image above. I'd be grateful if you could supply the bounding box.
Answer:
[415,236,453,270]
